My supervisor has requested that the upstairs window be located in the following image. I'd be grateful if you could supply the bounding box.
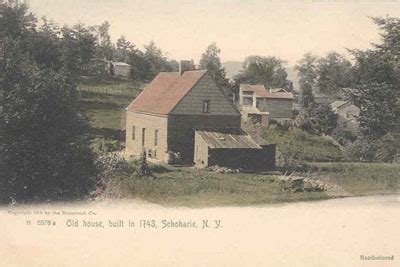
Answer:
[202,100,210,113]
[243,97,253,106]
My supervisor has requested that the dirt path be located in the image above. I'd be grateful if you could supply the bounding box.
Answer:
[1,195,399,267]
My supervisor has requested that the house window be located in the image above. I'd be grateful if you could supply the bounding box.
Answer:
[202,100,210,113]
[243,97,253,106]
[142,128,146,147]
[154,130,159,147]
[346,111,352,118]
[132,126,136,140]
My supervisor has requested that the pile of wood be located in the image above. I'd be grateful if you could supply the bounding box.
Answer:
[208,165,241,174]
[279,175,327,193]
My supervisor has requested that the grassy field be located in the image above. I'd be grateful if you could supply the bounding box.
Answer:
[78,77,144,142]
[101,161,400,207]
[103,164,329,207]
[304,162,400,196]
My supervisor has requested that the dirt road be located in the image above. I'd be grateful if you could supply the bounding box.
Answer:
[1,195,399,267]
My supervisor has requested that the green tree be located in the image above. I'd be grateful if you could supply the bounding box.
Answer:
[349,17,400,139]
[60,24,97,78]
[199,43,229,90]
[295,53,317,108]
[95,21,114,60]
[142,40,173,81]
[0,1,97,203]
[115,35,135,62]
[347,17,400,161]
[307,103,338,135]
[235,55,292,91]
[316,52,352,95]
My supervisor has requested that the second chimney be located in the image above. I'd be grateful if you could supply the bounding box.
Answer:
[179,60,195,75]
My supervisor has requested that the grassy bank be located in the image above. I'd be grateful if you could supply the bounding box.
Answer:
[101,161,399,207]
[103,164,328,207]
[304,162,400,196]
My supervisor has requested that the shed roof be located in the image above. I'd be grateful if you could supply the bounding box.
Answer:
[127,70,207,115]
[196,128,262,149]
[112,62,131,67]
[255,91,294,99]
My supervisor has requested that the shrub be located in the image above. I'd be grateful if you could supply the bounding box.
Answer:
[262,128,345,166]
[136,151,152,177]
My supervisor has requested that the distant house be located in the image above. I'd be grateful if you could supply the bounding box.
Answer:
[330,100,360,134]
[111,62,131,78]
[238,84,294,125]
[125,62,275,170]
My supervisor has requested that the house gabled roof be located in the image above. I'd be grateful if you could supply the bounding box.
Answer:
[240,84,294,100]
[127,70,207,115]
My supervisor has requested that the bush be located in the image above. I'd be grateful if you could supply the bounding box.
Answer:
[349,133,400,163]
[262,128,345,166]
[91,138,121,153]
[375,133,400,163]
[332,126,357,146]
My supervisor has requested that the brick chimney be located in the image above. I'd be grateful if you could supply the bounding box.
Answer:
[179,60,195,75]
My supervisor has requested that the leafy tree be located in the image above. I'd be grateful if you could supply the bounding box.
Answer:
[346,17,400,161]
[95,21,114,60]
[115,35,135,62]
[199,43,229,90]
[347,82,399,138]
[142,41,173,81]
[316,52,352,95]
[235,55,292,91]
[348,17,400,139]
[307,103,338,135]
[0,1,97,203]
[295,53,317,108]
[60,24,97,78]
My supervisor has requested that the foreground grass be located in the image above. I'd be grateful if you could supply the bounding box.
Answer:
[305,162,400,196]
[102,162,400,207]
[104,165,328,207]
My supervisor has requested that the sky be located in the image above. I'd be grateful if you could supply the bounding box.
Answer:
[27,0,400,66]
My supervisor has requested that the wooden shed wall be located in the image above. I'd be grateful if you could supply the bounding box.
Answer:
[168,114,241,164]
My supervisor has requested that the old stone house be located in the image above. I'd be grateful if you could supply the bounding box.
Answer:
[125,64,275,170]
[238,84,294,126]
[331,100,360,134]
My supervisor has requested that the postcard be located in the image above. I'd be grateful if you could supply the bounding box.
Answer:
[1,0,399,266]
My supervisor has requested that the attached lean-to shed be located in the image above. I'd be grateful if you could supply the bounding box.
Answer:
[194,128,275,171]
